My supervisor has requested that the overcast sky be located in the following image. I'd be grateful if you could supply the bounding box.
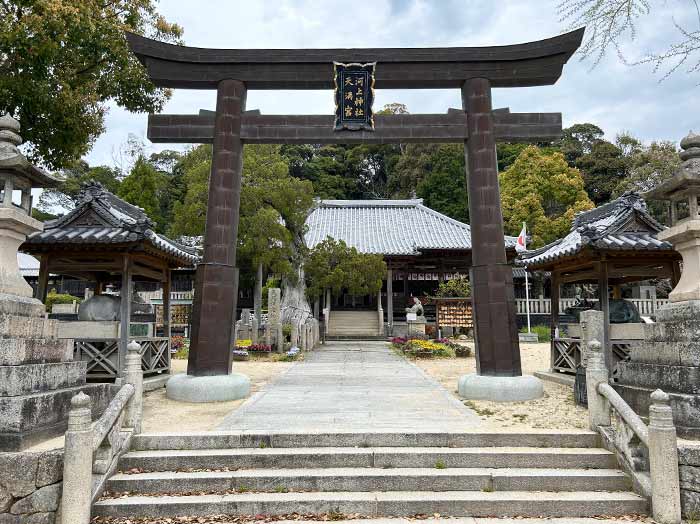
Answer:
[85,0,698,169]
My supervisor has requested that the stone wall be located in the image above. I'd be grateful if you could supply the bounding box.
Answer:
[0,449,63,524]
[679,441,700,515]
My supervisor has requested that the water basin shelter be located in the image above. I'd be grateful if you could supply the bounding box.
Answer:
[518,192,681,376]
[21,182,199,380]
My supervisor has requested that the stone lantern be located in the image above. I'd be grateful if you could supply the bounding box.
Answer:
[612,131,700,445]
[646,131,700,302]
[0,115,113,451]
[0,114,58,310]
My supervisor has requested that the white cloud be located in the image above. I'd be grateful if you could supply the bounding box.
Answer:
[85,0,699,168]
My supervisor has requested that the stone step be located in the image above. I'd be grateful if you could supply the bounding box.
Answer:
[326,335,387,341]
[118,447,618,472]
[0,313,58,339]
[0,337,73,366]
[131,431,600,451]
[0,361,86,396]
[107,467,631,494]
[93,490,647,519]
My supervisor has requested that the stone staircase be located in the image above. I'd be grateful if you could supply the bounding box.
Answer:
[328,311,383,339]
[93,431,647,520]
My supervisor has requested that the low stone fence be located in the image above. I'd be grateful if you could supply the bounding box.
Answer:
[0,448,64,523]
[586,339,682,524]
[0,341,144,524]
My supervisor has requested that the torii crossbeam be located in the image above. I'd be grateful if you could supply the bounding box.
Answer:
[127,29,583,402]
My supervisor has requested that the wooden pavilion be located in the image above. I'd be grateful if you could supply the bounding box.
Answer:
[518,192,681,375]
[21,181,199,379]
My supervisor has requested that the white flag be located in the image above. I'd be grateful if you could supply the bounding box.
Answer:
[515,223,527,253]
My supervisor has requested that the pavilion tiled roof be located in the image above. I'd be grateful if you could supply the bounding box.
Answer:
[518,192,673,269]
[305,199,517,255]
[24,182,199,265]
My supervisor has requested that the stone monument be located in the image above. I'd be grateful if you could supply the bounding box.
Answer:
[405,297,427,335]
[0,115,111,449]
[613,131,700,438]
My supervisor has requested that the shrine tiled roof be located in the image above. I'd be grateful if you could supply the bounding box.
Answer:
[305,199,517,255]
[24,182,199,266]
[518,192,674,269]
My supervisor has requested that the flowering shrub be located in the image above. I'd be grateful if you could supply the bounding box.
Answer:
[235,339,252,348]
[171,336,189,359]
[391,336,455,358]
[248,344,273,353]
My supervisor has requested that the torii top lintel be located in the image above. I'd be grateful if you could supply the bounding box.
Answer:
[125,29,584,90]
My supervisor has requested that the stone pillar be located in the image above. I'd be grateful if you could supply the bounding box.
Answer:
[254,262,263,325]
[580,309,604,367]
[268,288,283,352]
[648,389,682,524]
[291,322,299,347]
[461,78,521,377]
[188,79,247,377]
[60,392,93,524]
[251,316,259,344]
[585,340,611,430]
[124,341,143,434]
[300,323,307,351]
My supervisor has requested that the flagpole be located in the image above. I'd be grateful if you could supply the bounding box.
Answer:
[521,221,531,334]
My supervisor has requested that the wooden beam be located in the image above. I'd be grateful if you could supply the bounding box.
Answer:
[126,29,584,90]
[549,270,560,373]
[147,111,562,145]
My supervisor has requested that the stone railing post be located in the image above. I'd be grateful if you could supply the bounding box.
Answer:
[585,340,610,430]
[648,389,681,524]
[580,309,604,367]
[124,341,143,434]
[61,392,93,524]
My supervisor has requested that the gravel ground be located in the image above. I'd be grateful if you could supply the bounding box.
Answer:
[141,357,294,433]
[412,342,589,431]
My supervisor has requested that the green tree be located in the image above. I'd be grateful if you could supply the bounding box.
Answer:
[575,140,629,205]
[0,0,183,169]
[500,146,594,247]
[305,238,386,299]
[614,140,680,223]
[558,123,605,166]
[118,157,167,229]
[168,146,212,238]
[435,276,471,298]
[415,145,469,222]
[38,161,122,212]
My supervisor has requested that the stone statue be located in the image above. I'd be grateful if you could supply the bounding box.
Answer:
[405,297,426,321]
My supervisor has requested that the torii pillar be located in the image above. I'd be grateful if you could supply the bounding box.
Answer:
[457,78,543,401]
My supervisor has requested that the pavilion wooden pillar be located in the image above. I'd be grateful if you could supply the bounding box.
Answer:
[550,270,560,372]
[163,269,172,341]
[462,78,522,377]
[188,79,247,377]
[119,254,132,377]
[36,255,49,303]
[387,268,394,335]
[598,260,612,373]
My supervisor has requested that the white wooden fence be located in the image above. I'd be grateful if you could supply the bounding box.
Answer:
[514,297,669,316]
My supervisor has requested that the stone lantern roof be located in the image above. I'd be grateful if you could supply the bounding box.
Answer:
[645,131,700,201]
[0,114,59,187]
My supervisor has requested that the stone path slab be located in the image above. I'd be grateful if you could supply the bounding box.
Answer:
[218,341,480,433]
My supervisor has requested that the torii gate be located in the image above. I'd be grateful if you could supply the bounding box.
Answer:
[126,29,584,401]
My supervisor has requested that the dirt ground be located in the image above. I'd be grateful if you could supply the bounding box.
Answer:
[141,357,294,433]
[413,342,589,431]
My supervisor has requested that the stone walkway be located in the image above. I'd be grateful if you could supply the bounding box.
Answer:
[218,341,480,432]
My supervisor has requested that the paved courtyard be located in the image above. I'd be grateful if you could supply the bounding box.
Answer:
[218,341,480,432]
